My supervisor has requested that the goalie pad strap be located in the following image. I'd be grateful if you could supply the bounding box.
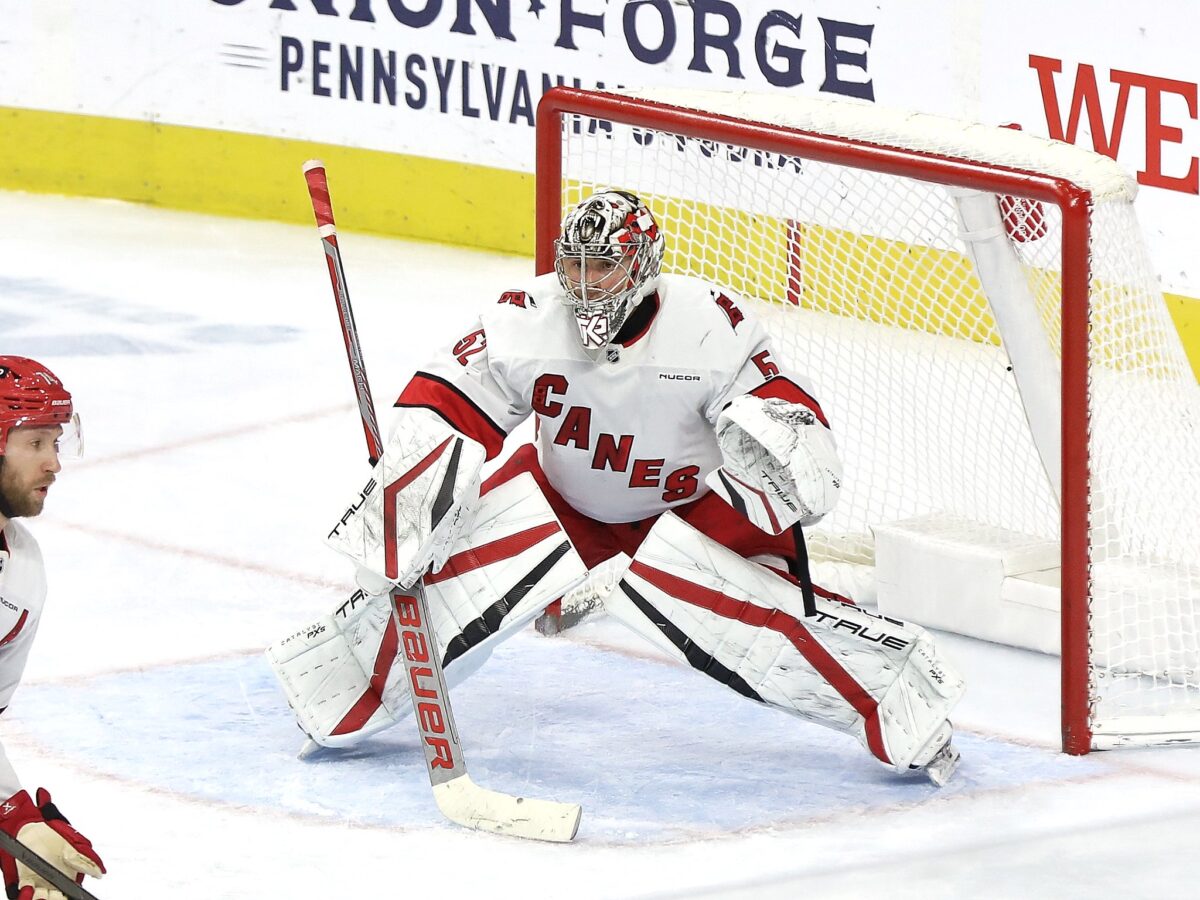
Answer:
[788,524,818,619]
[625,559,889,763]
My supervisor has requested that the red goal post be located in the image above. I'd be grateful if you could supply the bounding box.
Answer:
[534,86,1200,755]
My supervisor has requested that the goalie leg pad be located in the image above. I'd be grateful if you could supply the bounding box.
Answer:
[268,472,588,748]
[604,512,964,775]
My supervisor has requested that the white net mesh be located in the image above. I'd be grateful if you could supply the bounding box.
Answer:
[550,90,1200,747]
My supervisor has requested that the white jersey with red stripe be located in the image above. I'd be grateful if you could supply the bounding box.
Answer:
[397,272,830,524]
[0,519,47,797]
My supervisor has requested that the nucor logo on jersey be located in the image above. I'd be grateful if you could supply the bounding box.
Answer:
[327,477,378,540]
[658,373,701,382]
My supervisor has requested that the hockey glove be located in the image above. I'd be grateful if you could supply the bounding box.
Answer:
[707,394,842,534]
[0,788,105,899]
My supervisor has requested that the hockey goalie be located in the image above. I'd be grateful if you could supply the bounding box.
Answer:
[268,190,964,786]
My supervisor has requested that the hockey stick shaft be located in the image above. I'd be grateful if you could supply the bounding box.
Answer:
[0,831,101,900]
[301,161,384,466]
[301,161,581,842]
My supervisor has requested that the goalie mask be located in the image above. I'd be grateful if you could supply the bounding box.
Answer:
[0,357,83,459]
[554,190,664,352]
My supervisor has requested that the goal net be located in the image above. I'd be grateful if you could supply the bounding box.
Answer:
[535,87,1200,754]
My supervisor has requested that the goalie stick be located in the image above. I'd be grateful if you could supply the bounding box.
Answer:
[301,160,582,842]
[0,831,101,900]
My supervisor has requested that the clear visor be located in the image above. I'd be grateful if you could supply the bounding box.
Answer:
[58,412,84,460]
[4,412,84,460]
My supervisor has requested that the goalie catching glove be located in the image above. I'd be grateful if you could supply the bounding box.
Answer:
[326,407,487,590]
[0,788,105,900]
[706,394,843,534]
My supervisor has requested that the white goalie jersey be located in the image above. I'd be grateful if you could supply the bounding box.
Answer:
[397,272,831,524]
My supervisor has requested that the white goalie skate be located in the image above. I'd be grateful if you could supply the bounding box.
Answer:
[921,739,962,787]
[909,722,961,787]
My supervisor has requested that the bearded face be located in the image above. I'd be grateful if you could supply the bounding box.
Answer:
[0,425,62,520]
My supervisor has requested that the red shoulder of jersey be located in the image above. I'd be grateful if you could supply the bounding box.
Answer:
[497,290,535,309]
[711,289,745,332]
[395,372,507,460]
[750,376,831,428]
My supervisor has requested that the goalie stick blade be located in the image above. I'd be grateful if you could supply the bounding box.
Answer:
[297,738,324,760]
[433,774,582,843]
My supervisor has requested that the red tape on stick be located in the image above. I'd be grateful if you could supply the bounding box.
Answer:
[303,161,336,228]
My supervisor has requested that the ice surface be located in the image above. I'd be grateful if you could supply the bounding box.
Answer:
[3,191,1200,898]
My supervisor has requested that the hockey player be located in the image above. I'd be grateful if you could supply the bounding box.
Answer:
[270,191,963,785]
[0,358,105,898]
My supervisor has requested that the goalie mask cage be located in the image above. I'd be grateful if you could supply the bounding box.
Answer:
[535,86,1200,755]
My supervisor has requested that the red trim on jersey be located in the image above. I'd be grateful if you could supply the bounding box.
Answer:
[617,292,660,347]
[396,373,506,460]
[628,559,889,764]
[750,377,830,429]
[330,612,400,736]
[425,522,562,586]
[0,610,28,648]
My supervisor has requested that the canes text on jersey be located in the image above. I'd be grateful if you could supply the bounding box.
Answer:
[533,374,701,502]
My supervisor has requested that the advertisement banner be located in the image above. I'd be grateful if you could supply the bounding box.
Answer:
[1,1,1195,295]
